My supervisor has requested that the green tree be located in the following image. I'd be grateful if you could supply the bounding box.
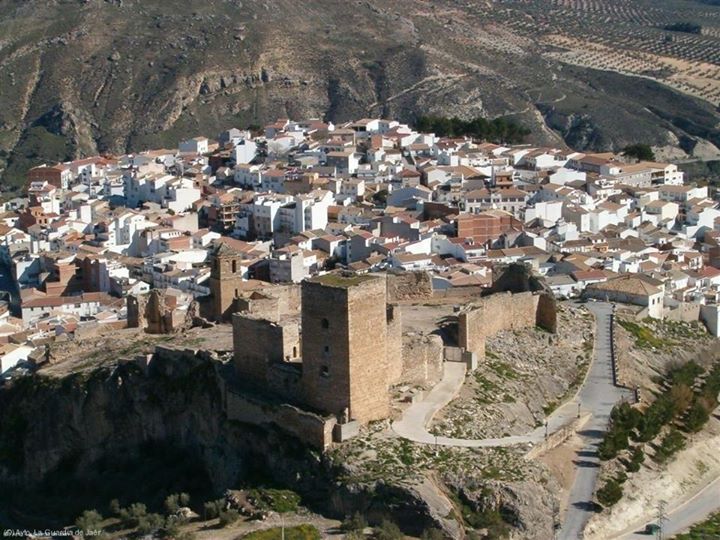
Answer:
[654,429,686,464]
[342,512,368,533]
[622,144,655,161]
[204,499,225,520]
[219,509,240,527]
[685,400,711,432]
[75,510,103,536]
[136,513,164,535]
[119,502,147,528]
[597,479,623,507]
[165,493,181,514]
[375,519,404,540]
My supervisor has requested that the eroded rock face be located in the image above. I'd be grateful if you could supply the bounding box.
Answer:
[0,350,491,536]
[444,473,560,540]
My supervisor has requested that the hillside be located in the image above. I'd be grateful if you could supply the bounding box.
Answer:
[1,0,720,190]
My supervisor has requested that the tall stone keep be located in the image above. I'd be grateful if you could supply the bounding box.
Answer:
[208,242,246,320]
[301,274,390,423]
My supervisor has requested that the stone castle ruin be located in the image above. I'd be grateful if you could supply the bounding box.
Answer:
[232,274,402,426]
[228,263,557,446]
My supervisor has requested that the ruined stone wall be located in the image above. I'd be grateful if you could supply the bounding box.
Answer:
[127,290,197,334]
[267,363,304,403]
[386,304,404,385]
[127,294,144,329]
[401,333,444,386]
[387,271,433,302]
[232,314,300,385]
[458,291,556,359]
[272,284,301,317]
[234,293,281,322]
[536,293,558,334]
[223,382,336,450]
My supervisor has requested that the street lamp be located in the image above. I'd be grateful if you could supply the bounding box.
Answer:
[544,420,548,439]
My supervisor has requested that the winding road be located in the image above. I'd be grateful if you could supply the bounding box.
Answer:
[392,301,633,537]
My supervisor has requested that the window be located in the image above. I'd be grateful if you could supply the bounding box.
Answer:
[231,260,237,273]
[320,365,329,378]
[321,318,329,329]
[324,345,330,354]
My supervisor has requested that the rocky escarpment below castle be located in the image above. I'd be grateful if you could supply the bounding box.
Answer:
[0,347,557,538]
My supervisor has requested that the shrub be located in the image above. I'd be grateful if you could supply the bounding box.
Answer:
[219,509,241,527]
[137,513,164,535]
[242,524,321,540]
[685,400,711,433]
[625,446,645,472]
[374,519,404,540]
[669,384,694,416]
[597,479,623,507]
[598,426,629,460]
[249,489,301,514]
[119,502,147,528]
[75,510,103,536]
[654,429,685,464]
[342,512,368,533]
[204,498,225,520]
[108,499,121,516]
[611,402,642,431]
[421,528,446,540]
[165,494,181,514]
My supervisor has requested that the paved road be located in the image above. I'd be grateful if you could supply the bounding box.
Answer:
[391,355,587,448]
[614,476,720,539]
[393,302,628,455]
[557,302,633,540]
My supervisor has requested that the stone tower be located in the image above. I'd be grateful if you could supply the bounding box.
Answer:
[300,273,390,423]
[208,241,246,320]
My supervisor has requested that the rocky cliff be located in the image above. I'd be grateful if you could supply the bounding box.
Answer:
[0,347,559,537]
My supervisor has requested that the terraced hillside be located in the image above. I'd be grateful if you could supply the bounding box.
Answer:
[1,0,719,190]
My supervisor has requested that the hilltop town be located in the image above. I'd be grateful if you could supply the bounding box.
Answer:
[0,117,718,377]
[0,117,719,538]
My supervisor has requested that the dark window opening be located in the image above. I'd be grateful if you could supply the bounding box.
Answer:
[231,260,237,273]
[321,318,329,329]
[320,365,329,378]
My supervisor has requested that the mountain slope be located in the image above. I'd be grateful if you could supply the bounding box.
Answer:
[1,0,720,190]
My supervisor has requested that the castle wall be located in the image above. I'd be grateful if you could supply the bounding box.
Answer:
[386,304,404,385]
[387,271,433,302]
[235,293,281,322]
[458,291,556,359]
[232,314,300,385]
[223,383,336,450]
[401,333,444,386]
